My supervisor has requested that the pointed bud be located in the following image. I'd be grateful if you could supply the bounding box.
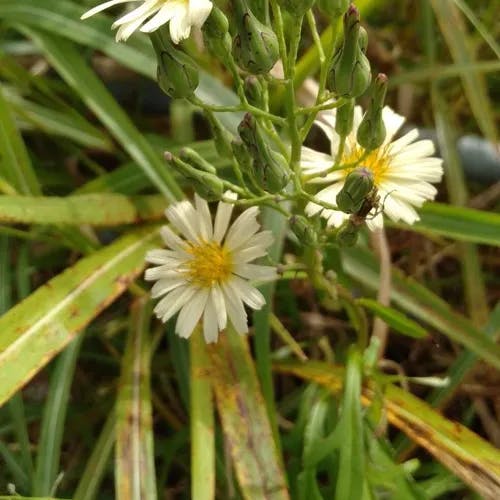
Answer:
[336,167,374,214]
[281,0,316,17]
[231,138,254,174]
[165,152,223,201]
[151,32,198,99]
[356,73,388,151]
[289,215,318,246]
[335,98,355,137]
[336,219,359,247]
[204,111,234,158]
[244,76,265,108]
[326,5,371,98]
[317,0,349,18]
[232,0,279,74]
[202,6,232,60]
[179,148,217,174]
[238,113,291,193]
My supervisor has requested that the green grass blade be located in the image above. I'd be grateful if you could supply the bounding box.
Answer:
[275,361,500,498]
[19,28,181,201]
[0,440,30,493]
[190,328,215,500]
[207,325,289,499]
[341,247,500,371]
[430,0,497,144]
[0,85,40,195]
[73,411,115,500]
[0,227,161,408]
[0,194,165,226]
[395,202,500,246]
[33,336,83,496]
[115,298,157,500]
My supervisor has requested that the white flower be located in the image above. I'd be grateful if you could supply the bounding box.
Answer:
[302,106,444,230]
[145,194,277,343]
[81,0,213,43]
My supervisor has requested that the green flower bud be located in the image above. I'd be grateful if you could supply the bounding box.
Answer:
[317,0,349,18]
[238,113,291,193]
[358,26,368,53]
[335,98,355,137]
[281,0,315,17]
[204,111,234,158]
[336,219,359,247]
[165,152,223,201]
[231,138,254,175]
[232,0,280,74]
[202,6,232,60]
[179,147,217,174]
[150,31,198,99]
[356,73,388,151]
[336,167,374,214]
[289,215,317,246]
[326,5,371,98]
[244,76,265,108]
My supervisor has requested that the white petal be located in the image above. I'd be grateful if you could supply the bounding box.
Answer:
[145,248,184,264]
[175,289,209,338]
[81,0,137,19]
[150,277,185,298]
[160,225,188,253]
[233,230,274,254]
[387,129,419,156]
[145,265,182,281]
[210,284,227,330]
[233,263,277,281]
[381,106,405,144]
[365,212,384,230]
[115,16,146,40]
[169,8,191,43]
[139,3,178,32]
[166,200,200,242]
[213,198,235,243]
[155,285,197,323]
[194,193,213,240]
[203,292,220,343]
[221,284,248,335]
[226,276,266,310]
[112,0,159,26]
[188,0,213,28]
[223,206,260,250]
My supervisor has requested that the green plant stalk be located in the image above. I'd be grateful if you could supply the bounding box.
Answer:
[190,326,215,500]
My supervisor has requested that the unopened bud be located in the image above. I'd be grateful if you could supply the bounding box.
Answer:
[179,147,217,174]
[336,167,374,214]
[336,219,359,247]
[205,111,234,158]
[238,113,291,193]
[289,215,317,246]
[317,0,349,18]
[151,32,198,99]
[281,0,316,17]
[335,98,355,137]
[231,138,254,174]
[165,151,223,201]
[202,6,232,60]
[232,0,279,74]
[326,5,371,98]
[356,73,388,151]
[244,76,265,108]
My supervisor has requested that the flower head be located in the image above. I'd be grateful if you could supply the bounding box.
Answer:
[302,106,443,230]
[81,0,213,43]
[145,194,276,343]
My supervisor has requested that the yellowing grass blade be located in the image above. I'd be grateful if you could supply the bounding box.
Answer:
[207,326,289,500]
[0,228,160,408]
[115,297,157,500]
[275,361,500,498]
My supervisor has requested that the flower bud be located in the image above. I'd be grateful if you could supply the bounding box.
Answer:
[335,98,355,137]
[244,76,265,108]
[281,0,316,17]
[179,147,217,174]
[202,6,232,60]
[231,138,254,175]
[151,32,198,99]
[232,0,280,74]
[317,0,349,18]
[356,73,388,151]
[326,5,371,98]
[336,219,359,247]
[289,215,317,246]
[205,111,234,158]
[238,113,291,193]
[165,152,223,201]
[336,167,374,214]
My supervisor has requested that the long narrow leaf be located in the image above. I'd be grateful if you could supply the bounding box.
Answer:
[0,227,160,408]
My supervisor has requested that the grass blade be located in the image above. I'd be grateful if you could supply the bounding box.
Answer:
[275,361,500,498]
[0,227,160,408]
[0,194,166,226]
[33,336,83,496]
[115,297,157,500]
[207,325,289,499]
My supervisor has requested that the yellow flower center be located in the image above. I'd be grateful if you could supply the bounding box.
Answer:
[184,241,233,287]
[342,141,391,186]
